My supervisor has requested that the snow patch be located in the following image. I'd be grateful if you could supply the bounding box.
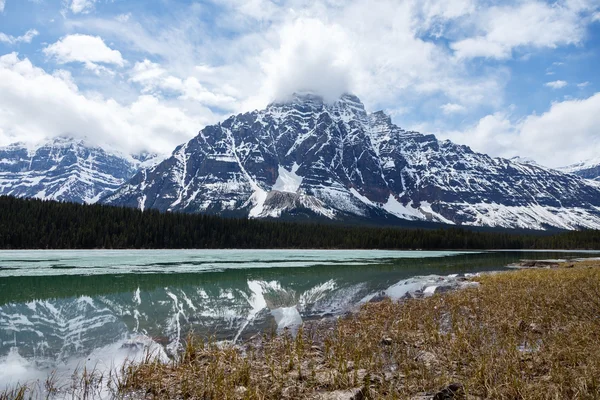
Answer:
[383,195,424,220]
[272,163,303,193]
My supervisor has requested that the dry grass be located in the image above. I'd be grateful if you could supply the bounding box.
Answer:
[4,261,600,399]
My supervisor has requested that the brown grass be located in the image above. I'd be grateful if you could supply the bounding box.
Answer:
[4,261,600,399]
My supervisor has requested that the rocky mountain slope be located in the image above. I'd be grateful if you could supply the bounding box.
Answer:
[102,93,600,230]
[0,137,158,204]
[559,157,600,181]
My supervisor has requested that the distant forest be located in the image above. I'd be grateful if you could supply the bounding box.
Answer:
[0,196,599,250]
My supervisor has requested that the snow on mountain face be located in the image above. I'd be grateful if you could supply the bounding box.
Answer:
[509,156,541,167]
[558,157,600,182]
[103,94,600,230]
[0,137,160,204]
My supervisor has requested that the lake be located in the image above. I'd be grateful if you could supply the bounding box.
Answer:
[1,249,599,391]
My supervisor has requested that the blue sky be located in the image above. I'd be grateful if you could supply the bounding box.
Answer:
[0,0,599,167]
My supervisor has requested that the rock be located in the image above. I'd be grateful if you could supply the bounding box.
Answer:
[518,320,543,334]
[234,386,247,398]
[516,260,560,269]
[151,336,170,345]
[313,370,333,386]
[433,383,464,400]
[317,388,364,400]
[409,393,432,400]
[434,285,455,294]
[355,369,368,382]
[415,350,438,366]
[368,294,387,303]
[529,322,543,334]
[381,337,393,346]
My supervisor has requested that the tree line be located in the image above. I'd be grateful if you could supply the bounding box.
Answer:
[0,195,599,250]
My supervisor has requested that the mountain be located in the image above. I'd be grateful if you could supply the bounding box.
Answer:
[103,93,600,230]
[509,156,541,168]
[558,157,600,181]
[0,137,160,204]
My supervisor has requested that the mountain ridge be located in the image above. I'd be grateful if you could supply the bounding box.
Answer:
[558,157,600,181]
[103,93,600,230]
[0,136,161,204]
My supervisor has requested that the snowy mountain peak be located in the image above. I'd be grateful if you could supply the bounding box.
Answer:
[558,156,600,181]
[266,93,369,124]
[509,156,541,167]
[103,94,600,230]
[0,137,156,204]
[369,110,393,126]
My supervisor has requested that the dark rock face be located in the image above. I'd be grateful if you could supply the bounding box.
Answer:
[433,383,464,400]
[103,94,600,230]
[568,165,600,181]
[0,137,156,204]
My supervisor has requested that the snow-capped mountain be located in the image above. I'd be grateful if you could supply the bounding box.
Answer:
[509,156,541,168]
[0,137,160,204]
[558,157,600,181]
[103,93,600,230]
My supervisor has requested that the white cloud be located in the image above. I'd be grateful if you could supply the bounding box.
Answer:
[545,80,568,89]
[578,81,590,88]
[116,13,131,23]
[0,53,212,154]
[128,59,239,110]
[441,93,600,167]
[0,29,39,45]
[260,18,353,103]
[451,1,588,59]
[518,93,600,166]
[441,103,467,114]
[43,34,124,72]
[0,0,5,12]
[69,0,96,14]
[69,0,508,113]
[129,59,168,89]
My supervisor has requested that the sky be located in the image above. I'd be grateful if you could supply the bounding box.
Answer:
[0,0,599,167]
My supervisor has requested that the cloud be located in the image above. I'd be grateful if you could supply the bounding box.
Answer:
[578,81,590,88]
[68,0,96,14]
[451,1,588,60]
[0,53,212,154]
[518,93,600,166]
[260,18,353,103]
[69,0,507,112]
[545,80,568,89]
[441,103,467,114]
[0,29,39,45]
[129,59,238,109]
[0,0,5,12]
[441,93,600,167]
[129,59,168,90]
[43,34,124,72]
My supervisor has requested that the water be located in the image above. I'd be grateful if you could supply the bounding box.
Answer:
[1,249,598,392]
